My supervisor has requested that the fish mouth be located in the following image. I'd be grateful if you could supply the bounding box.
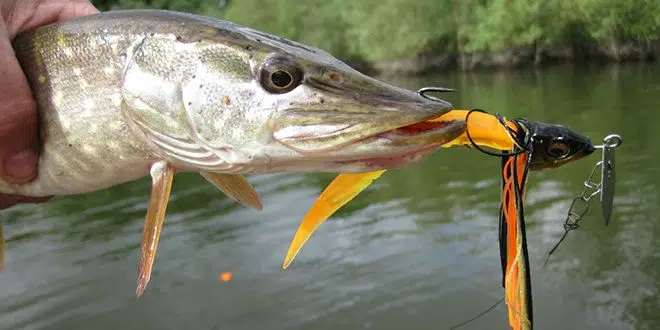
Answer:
[268,82,462,170]
[372,118,464,142]
[271,100,461,151]
[329,118,466,170]
[266,112,465,172]
[335,143,441,169]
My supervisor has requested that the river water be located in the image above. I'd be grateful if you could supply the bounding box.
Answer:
[1,63,658,330]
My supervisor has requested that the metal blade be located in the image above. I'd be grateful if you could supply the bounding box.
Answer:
[600,134,622,226]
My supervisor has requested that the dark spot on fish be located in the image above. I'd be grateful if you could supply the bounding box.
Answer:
[328,72,341,82]
[319,98,325,104]
[188,102,192,106]
[68,143,72,147]
[149,32,155,37]
[192,74,196,79]
[176,36,183,42]
[246,45,253,51]
[256,38,262,43]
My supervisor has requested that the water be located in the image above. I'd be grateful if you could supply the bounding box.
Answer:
[1,63,659,330]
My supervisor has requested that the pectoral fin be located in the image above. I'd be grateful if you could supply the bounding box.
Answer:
[136,161,175,297]
[200,172,263,210]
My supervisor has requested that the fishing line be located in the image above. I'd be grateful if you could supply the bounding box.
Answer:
[541,214,582,267]
[448,110,536,330]
[416,93,609,328]
[453,132,622,328]
[451,147,535,330]
[416,86,530,156]
[464,109,531,158]
[417,84,530,153]
[449,297,504,330]
[543,134,622,265]
[400,90,537,328]
[542,154,606,266]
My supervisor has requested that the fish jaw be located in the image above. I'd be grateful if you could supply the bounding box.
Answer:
[318,118,466,171]
[261,93,465,173]
[110,10,462,175]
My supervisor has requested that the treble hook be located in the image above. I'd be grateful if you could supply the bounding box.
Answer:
[417,86,456,102]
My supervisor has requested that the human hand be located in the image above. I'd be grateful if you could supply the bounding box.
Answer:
[0,0,98,209]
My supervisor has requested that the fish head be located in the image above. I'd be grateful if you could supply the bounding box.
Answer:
[119,13,464,173]
[226,28,467,172]
[527,122,596,171]
[250,48,465,172]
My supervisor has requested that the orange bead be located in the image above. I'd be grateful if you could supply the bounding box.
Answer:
[219,272,233,282]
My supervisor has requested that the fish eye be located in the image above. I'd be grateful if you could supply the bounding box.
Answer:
[258,56,303,94]
[271,70,292,88]
[547,139,570,158]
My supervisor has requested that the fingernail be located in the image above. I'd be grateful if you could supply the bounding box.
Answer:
[4,149,37,182]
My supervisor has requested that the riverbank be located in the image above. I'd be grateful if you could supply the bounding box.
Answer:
[352,41,659,76]
[93,0,660,76]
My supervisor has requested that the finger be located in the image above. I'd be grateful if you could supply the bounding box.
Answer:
[4,1,99,37]
[0,24,39,184]
[56,0,99,21]
[0,194,51,210]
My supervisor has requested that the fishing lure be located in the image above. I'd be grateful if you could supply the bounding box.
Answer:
[499,147,533,330]
[282,92,621,329]
[544,133,622,263]
[282,109,595,269]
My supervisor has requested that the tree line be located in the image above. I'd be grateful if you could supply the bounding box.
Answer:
[91,0,660,72]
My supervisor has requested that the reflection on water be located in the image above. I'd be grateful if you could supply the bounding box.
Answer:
[1,63,659,330]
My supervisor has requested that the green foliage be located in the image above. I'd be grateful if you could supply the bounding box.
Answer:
[460,0,543,52]
[222,0,354,59]
[336,0,456,61]
[575,0,660,43]
[91,0,660,62]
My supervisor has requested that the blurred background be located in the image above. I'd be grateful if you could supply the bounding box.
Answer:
[1,1,659,330]
[92,0,660,74]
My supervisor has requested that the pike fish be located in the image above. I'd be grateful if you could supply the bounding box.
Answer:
[2,10,466,296]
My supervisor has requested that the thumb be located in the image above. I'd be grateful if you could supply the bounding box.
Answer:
[0,24,38,184]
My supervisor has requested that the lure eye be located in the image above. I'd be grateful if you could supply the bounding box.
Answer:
[547,139,570,158]
[259,56,303,94]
